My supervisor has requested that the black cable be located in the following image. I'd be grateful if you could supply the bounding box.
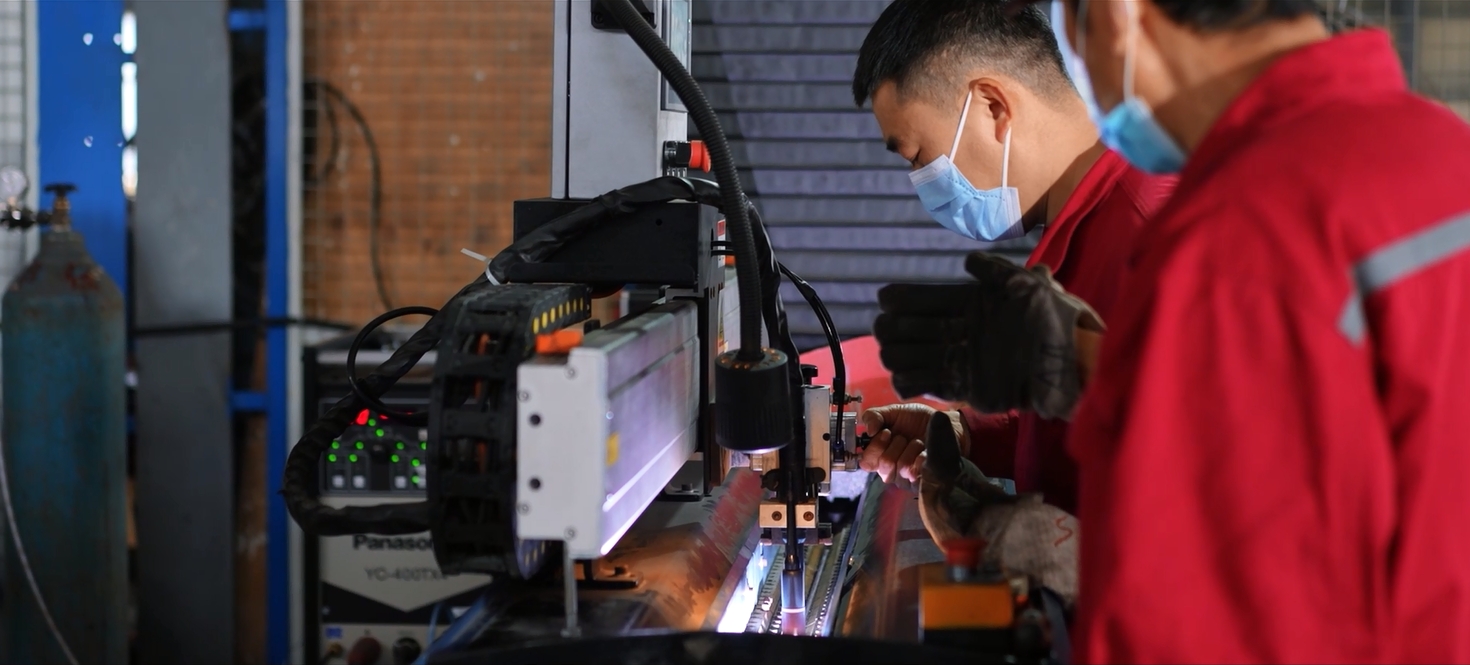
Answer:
[283,276,490,537]
[133,316,353,338]
[306,87,342,184]
[604,0,763,361]
[346,306,439,425]
[305,78,389,312]
[778,262,848,453]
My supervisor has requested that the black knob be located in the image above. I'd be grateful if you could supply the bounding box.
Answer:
[43,183,76,197]
[391,637,422,665]
[800,364,819,385]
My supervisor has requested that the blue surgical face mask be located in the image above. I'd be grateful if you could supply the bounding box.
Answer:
[1069,0,1187,175]
[1051,0,1102,126]
[908,91,1024,242]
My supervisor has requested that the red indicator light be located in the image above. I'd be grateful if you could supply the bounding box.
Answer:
[355,410,369,426]
[379,414,388,421]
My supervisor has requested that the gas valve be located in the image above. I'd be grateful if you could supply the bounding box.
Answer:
[0,168,49,230]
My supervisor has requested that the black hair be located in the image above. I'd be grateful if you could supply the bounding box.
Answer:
[851,0,1072,109]
[1149,0,1323,32]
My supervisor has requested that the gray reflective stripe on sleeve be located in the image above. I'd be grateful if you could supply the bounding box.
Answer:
[1339,212,1470,343]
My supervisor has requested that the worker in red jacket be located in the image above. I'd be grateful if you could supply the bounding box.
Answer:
[879,0,1470,661]
[849,0,1174,513]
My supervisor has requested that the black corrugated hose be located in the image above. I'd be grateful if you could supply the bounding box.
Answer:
[602,0,764,362]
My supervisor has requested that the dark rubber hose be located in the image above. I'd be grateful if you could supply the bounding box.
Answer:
[603,0,764,361]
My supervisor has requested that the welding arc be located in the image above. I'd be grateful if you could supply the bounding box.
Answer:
[603,0,763,362]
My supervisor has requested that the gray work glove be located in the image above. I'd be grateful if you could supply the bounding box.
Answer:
[916,410,1079,608]
[873,252,1103,420]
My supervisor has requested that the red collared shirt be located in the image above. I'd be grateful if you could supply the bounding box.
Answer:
[961,149,1175,514]
[1071,30,1470,664]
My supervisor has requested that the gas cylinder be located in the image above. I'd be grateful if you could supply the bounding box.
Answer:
[0,184,127,664]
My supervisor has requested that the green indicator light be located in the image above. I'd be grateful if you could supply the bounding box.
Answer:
[355,441,364,450]
[349,454,359,463]
[420,442,427,450]
[411,459,421,467]
[396,442,405,450]
[328,454,337,463]
[331,441,340,450]
[368,419,377,427]
[391,454,400,463]
[375,429,385,438]
[412,475,421,485]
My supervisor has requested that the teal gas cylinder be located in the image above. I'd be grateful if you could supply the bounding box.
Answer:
[0,184,127,664]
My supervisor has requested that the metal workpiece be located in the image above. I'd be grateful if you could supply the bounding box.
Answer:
[517,301,701,559]
[743,513,854,638]
[423,469,764,657]
[837,476,945,643]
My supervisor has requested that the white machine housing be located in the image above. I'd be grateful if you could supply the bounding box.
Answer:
[552,0,692,199]
[516,301,701,558]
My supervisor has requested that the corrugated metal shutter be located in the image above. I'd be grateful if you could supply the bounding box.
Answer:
[692,0,1037,350]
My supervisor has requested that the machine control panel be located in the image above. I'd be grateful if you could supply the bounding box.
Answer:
[319,405,430,495]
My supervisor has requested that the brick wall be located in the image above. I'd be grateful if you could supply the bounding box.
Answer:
[302,0,554,324]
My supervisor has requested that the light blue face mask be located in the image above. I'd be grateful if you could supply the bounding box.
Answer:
[908,91,1025,242]
[1051,0,1102,126]
[1065,0,1187,175]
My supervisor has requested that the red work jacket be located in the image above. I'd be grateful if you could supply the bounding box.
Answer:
[962,150,1174,514]
[1070,30,1470,664]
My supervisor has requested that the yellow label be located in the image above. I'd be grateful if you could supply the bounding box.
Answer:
[606,433,620,467]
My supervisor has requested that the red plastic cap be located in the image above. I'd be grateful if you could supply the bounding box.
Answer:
[943,538,986,569]
[346,637,382,665]
[689,140,712,172]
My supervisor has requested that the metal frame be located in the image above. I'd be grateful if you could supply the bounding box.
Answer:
[247,1,301,662]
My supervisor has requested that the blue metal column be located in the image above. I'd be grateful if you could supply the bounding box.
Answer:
[264,1,292,662]
[36,1,127,293]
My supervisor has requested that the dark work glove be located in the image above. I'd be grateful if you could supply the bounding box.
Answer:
[917,411,1079,607]
[873,252,1103,421]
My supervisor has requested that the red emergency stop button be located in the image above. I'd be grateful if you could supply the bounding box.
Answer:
[689,140,711,172]
[346,636,382,665]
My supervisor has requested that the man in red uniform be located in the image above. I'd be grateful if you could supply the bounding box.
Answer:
[850,0,1173,514]
[888,0,1470,660]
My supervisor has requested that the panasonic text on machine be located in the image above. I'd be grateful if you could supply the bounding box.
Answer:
[352,535,434,552]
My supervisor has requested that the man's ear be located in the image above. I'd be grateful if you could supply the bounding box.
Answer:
[973,78,1012,143]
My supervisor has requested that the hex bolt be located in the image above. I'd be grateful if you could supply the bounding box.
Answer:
[803,511,815,523]
[771,511,783,522]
